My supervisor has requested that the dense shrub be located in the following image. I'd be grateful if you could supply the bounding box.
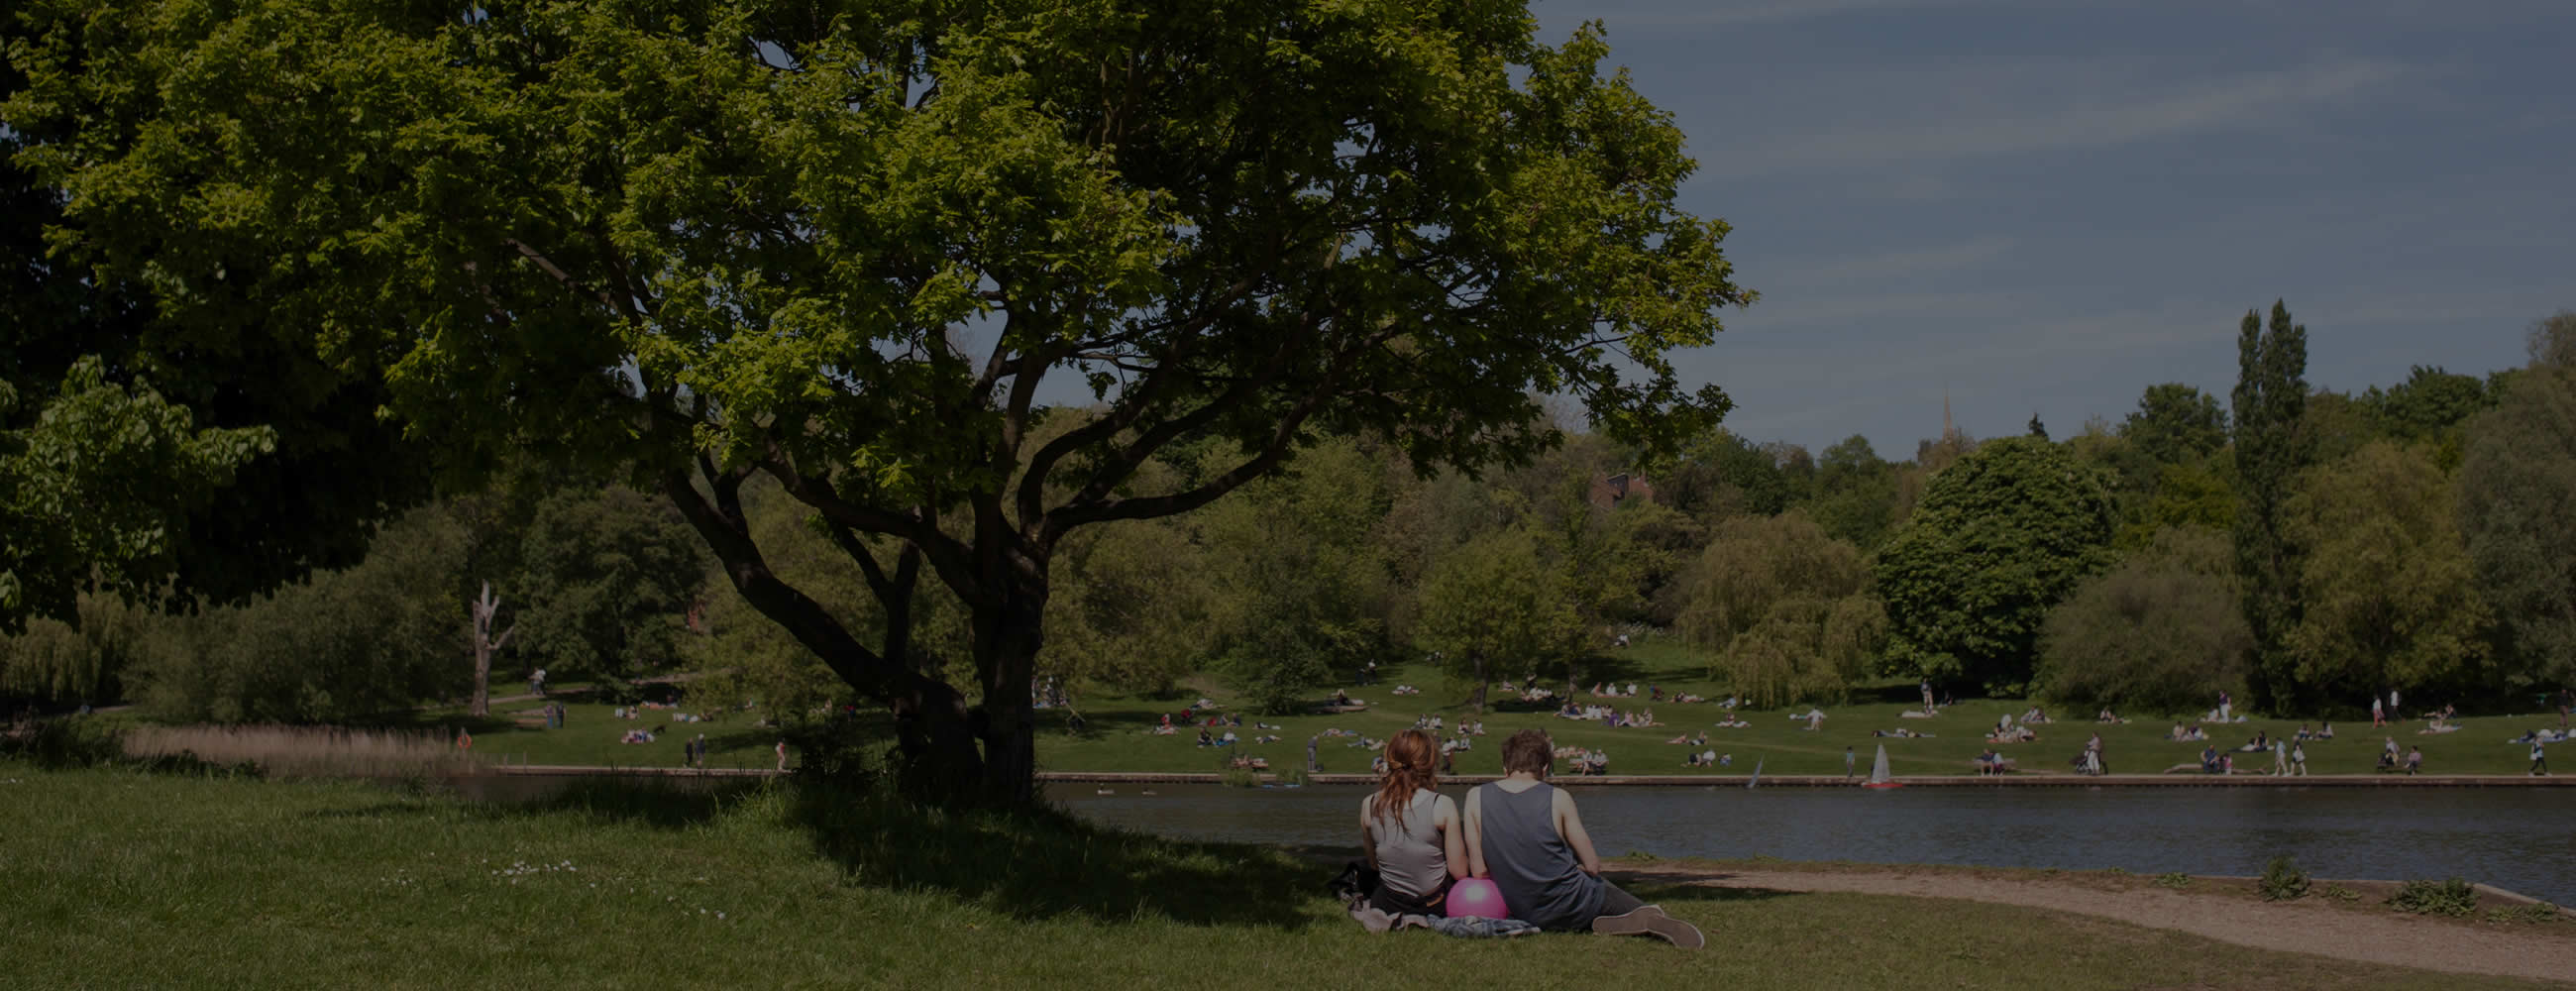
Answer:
[132,507,471,722]
[2259,855,2310,901]
[2387,878,2479,917]
[0,715,127,767]
[2038,527,2249,714]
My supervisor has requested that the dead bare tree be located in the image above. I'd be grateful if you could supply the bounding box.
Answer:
[468,581,514,716]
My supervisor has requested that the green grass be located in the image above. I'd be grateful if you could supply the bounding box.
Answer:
[0,762,2551,990]
[1025,636,2566,778]
[413,699,792,770]
[190,634,2569,777]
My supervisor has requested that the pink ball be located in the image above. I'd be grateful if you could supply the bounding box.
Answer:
[1448,878,1509,920]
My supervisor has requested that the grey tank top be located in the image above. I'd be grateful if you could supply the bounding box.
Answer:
[1371,789,1449,901]
[1474,781,1604,930]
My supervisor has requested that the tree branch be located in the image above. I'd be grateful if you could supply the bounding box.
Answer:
[504,237,626,316]
[658,465,929,702]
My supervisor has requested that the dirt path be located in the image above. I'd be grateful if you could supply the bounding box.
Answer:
[1619,863,2576,983]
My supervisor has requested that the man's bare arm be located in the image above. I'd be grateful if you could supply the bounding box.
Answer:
[1555,789,1603,876]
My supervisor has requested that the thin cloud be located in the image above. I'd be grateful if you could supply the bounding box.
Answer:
[1705,60,2405,178]
[1757,236,2016,292]
[1582,0,2014,28]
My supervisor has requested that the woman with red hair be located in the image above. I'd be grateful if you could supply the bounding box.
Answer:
[1360,728,1469,917]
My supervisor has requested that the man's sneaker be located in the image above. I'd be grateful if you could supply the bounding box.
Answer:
[1591,904,1704,949]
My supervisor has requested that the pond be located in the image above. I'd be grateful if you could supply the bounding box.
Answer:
[1049,783,2576,905]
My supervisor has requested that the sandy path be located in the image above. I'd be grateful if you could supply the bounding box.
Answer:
[1620,863,2576,984]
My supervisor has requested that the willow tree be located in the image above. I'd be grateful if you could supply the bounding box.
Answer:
[11,0,1746,803]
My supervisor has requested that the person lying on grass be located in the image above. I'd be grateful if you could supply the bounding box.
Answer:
[1464,729,1704,948]
[1361,729,1470,919]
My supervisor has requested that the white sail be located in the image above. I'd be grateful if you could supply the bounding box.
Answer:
[1868,744,1893,785]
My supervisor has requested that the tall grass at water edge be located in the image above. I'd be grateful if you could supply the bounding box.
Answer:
[121,723,487,778]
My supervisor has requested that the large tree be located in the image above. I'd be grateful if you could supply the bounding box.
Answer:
[1675,511,1878,707]
[511,485,708,682]
[2458,340,2576,694]
[1,14,432,632]
[2037,526,2250,715]
[12,1,1745,802]
[2286,441,2488,704]
[1877,436,2114,693]
[2230,301,2314,711]
[1413,527,1582,713]
[2120,383,2228,467]
[1806,434,1898,550]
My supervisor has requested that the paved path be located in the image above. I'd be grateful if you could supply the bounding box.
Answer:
[1620,862,2576,983]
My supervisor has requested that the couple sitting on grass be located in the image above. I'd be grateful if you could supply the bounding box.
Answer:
[1356,727,1703,948]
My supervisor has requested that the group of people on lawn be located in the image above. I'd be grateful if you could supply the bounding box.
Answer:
[1351,727,1703,947]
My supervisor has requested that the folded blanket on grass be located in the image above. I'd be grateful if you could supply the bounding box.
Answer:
[1348,906,1542,938]
[1404,915,1542,938]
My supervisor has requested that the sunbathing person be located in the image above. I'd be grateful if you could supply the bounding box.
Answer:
[1360,729,1470,918]
[1465,730,1703,947]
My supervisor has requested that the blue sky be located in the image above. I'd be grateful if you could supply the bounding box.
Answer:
[1531,0,2576,457]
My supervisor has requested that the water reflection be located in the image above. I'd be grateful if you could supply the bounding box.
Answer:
[1050,784,2576,904]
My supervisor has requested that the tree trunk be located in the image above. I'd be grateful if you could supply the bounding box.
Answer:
[1469,651,1489,714]
[468,582,510,717]
[969,568,1048,806]
[470,631,491,717]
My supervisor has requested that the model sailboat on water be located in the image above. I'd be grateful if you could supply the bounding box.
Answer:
[1862,743,1903,789]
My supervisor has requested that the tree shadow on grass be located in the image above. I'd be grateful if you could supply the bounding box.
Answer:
[305,775,764,831]
[784,784,1321,930]
[1610,879,1802,906]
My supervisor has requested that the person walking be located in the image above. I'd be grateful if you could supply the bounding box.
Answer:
[2532,739,2550,777]
[2390,689,2401,719]
[775,740,789,771]
[1844,746,1857,781]
[2271,738,2288,776]
[2290,740,2308,776]
[2217,690,2231,722]
[1307,734,1321,773]
[2372,695,2385,727]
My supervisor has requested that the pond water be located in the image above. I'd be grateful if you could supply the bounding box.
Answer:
[1049,783,2576,905]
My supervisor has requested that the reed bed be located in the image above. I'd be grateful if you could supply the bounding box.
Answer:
[123,723,487,778]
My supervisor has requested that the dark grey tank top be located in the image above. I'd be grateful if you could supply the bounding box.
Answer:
[1475,781,1604,930]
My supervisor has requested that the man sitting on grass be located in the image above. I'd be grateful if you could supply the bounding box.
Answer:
[1465,729,1703,949]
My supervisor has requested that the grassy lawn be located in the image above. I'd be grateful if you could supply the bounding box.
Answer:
[0,763,2552,990]
[142,635,2562,778]
[419,700,795,771]
[1029,637,2564,778]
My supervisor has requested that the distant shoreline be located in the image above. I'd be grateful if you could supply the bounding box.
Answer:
[469,764,2576,786]
[1034,770,2576,788]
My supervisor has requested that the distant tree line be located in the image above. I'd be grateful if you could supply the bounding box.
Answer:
[8,309,2569,725]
